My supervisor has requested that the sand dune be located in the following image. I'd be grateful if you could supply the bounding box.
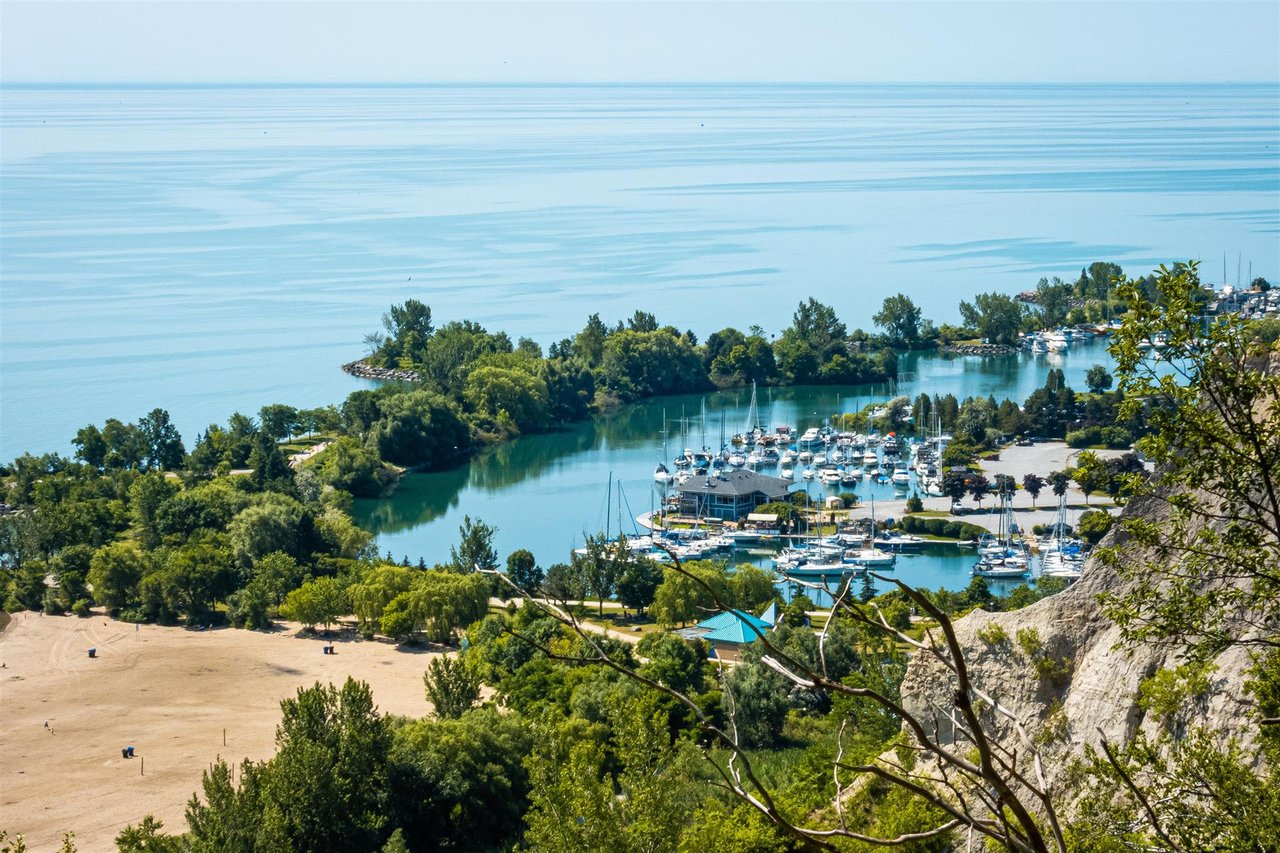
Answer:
[0,612,444,850]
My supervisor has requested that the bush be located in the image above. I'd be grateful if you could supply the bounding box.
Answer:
[977,622,1009,646]
[1077,510,1114,545]
[71,598,93,617]
[898,515,988,540]
[905,492,924,513]
[1066,425,1132,449]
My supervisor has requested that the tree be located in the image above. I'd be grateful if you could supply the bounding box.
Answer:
[88,541,147,613]
[389,709,532,850]
[1034,276,1075,328]
[958,292,1028,345]
[371,390,469,468]
[1252,276,1271,292]
[542,561,587,602]
[505,548,543,596]
[967,473,992,509]
[616,556,662,616]
[72,424,107,468]
[129,472,179,548]
[1101,261,1280,657]
[316,436,387,497]
[873,293,923,347]
[574,534,626,615]
[721,659,788,748]
[1072,450,1104,504]
[227,497,304,566]
[1047,469,1071,497]
[450,515,498,573]
[1085,364,1113,394]
[423,655,481,719]
[115,816,184,852]
[1076,509,1113,545]
[1022,473,1045,507]
[258,404,299,441]
[463,365,550,432]
[138,408,186,471]
[242,679,390,852]
[248,430,292,491]
[279,576,348,631]
[636,632,707,695]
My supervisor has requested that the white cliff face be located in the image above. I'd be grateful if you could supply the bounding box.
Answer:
[899,491,1259,782]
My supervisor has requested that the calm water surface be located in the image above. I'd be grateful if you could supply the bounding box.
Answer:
[353,338,1109,592]
[3,83,1277,459]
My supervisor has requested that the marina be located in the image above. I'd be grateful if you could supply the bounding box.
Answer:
[354,336,1118,596]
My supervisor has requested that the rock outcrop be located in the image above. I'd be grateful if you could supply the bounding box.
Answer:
[900,490,1258,782]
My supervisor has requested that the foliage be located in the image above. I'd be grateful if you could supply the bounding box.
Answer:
[1101,261,1280,658]
[873,293,923,347]
[449,515,498,574]
[423,656,481,719]
[186,679,391,853]
[958,291,1028,345]
[279,576,348,630]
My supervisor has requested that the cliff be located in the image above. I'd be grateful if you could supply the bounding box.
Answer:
[899,489,1259,782]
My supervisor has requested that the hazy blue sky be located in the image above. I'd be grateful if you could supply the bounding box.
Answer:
[3,1,1278,83]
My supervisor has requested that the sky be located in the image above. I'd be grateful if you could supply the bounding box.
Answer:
[2,1,1278,84]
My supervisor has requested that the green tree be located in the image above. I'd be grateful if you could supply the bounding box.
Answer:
[463,365,550,432]
[450,515,498,573]
[721,659,787,748]
[88,541,147,613]
[616,555,663,615]
[423,655,481,719]
[248,430,293,492]
[873,292,923,346]
[258,404,299,441]
[505,548,543,596]
[227,497,304,566]
[371,390,469,468]
[958,292,1028,345]
[72,424,107,468]
[138,408,186,471]
[1035,276,1076,327]
[1085,364,1113,394]
[114,816,183,852]
[279,576,348,631]
[1022,473,1045,506]
[388,709,532,850]
[129,472,180,549]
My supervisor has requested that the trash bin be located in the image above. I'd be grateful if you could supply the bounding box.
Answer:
[88,648,96,658]
[127,746,135,757]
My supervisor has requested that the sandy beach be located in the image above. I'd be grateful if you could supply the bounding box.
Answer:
[0,612,446,850]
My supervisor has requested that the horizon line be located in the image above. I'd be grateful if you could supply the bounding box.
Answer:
[3,79,1275,88]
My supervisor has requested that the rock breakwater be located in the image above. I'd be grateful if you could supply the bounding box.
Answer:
[342,360,420,382]
[940,343,1019,356]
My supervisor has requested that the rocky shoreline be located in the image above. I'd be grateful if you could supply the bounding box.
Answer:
[342,359,420,382]
[940,343,1019,356]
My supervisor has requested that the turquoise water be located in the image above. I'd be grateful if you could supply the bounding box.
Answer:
[352,336,1108,591]
[3,83,1277,460]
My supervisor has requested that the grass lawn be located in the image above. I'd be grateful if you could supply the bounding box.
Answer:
[582,611,664,636]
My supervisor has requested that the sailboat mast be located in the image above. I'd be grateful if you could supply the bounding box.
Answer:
[606,471,612,540]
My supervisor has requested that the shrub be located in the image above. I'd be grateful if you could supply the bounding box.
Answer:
[71,599,92,617]
[977,622,1009,647]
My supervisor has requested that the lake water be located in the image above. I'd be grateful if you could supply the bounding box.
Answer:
[3,83,1277,461]
[352,337,1109,593]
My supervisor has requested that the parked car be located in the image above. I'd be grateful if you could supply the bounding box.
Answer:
[949,502,971,516]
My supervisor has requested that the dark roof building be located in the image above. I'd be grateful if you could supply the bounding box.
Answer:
[675,469,794,521]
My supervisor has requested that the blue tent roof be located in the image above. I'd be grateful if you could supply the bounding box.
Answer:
[696,609,772,645]
[695,610,771,632]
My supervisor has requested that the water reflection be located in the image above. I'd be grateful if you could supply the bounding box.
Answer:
[352,340,1114,585]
